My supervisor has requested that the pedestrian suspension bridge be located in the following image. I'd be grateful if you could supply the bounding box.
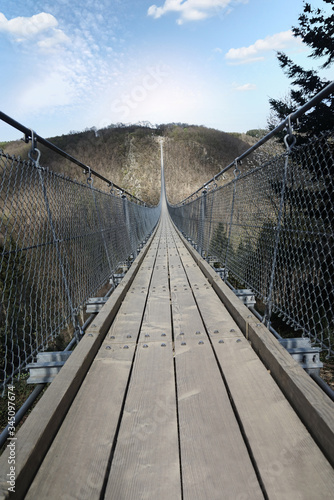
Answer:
[0,83,334,499]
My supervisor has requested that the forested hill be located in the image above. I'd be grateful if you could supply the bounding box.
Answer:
[0,124,268,205]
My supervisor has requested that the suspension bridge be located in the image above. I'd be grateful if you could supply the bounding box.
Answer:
[0,83,334,499]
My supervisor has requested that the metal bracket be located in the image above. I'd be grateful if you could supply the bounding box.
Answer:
[279,338,323,375]
[215,267,229,281]
[235,289,256,307]
[27,351,72,384]
[86,297,108,313]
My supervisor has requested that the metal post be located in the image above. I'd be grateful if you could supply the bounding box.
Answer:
[198,189,207,257]
[206,181,218,262]
[264,122,296,327]
[88,176,113,276]
[224,162,240,280]
[122,195,137,260]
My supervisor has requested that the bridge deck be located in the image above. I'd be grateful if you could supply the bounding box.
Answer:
[2,211,334,499]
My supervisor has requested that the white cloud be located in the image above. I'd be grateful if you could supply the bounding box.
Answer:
[225,30,302,64]
[0,12,57,39]
[37,29,71,51]
[234,83,256,91]
[0,12,69,50]
[148,0,245,24]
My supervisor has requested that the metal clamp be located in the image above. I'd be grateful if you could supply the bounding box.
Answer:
[284,114,297,152]
[233,159,241,178]
[28,129,41,167]
[86,167,93,185]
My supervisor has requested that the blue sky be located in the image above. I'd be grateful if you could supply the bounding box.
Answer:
[0,0,332,141]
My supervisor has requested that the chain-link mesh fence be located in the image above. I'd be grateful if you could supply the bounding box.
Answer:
[0,152,160,393]
[169,130,333,358]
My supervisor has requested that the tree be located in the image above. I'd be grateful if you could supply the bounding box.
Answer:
[268,0,334,136]
[294,0,334,68]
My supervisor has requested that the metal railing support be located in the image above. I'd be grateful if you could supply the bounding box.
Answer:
[224,162,240,280]
[198,189,207,257]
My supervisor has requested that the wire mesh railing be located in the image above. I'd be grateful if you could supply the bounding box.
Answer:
[0,124,160,394]
[168,85,334,359]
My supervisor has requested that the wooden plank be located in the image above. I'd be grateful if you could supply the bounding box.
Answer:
[212,337,334,499]
[175,339,263,500]
[173,220,334,468]
[172,228,243,339]
[104,234,161,345]
[0,226,160,500]
[26,344,136,500]
[104,342,181,500]
[23,230,162,500]
[104,224,182,499]
[167,225,263,499]
[139,224,171,343]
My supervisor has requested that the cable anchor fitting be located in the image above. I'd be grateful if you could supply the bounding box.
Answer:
[284,114,297,152]
[28,130,41,168]
[85,167,93,185]
[233,158,241,178]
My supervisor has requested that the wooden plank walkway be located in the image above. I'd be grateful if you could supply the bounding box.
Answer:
[1,205,334,499]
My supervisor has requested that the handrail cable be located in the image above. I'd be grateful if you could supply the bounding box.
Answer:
[0,111,146,205]
[179,80,334,204]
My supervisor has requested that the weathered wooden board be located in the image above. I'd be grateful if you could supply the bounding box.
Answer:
[24,229,162,500]
[104,224,182,499]
[104,235,161,345]
[26,343,136,500]
[173,235,244,339]
[212,336,334,499]
[168,224,263,499]
[104,341,181,500]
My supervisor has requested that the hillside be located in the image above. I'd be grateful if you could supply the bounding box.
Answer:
[0,124,272,205]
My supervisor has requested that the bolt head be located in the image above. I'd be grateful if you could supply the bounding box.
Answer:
[143,344,148,348]
[106,346,111,350]
[219,340,224,344]
[124,345,129,349]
